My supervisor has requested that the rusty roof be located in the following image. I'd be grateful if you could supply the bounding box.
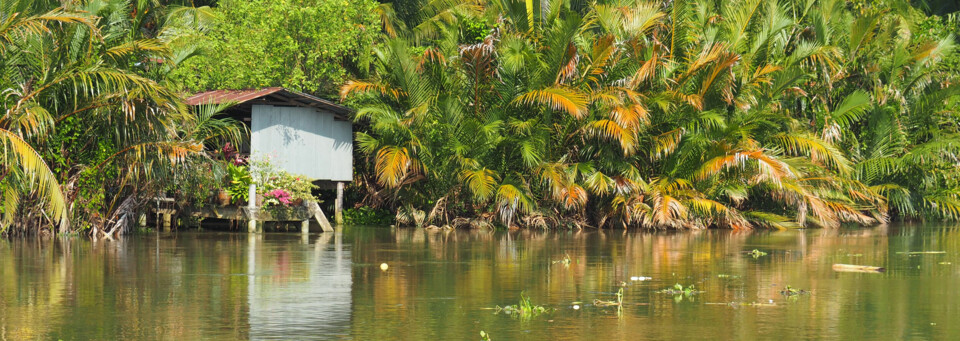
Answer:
[185,87,352,117]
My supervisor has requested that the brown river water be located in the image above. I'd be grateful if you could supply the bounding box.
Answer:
[1,224,959,340]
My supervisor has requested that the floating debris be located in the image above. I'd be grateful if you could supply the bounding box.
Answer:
[552,254,572,266]
[896,251,946,255]
[717,274,740,279]
[832,264,885,273]
[779,285,808,297]
[748,249,768,258]
[380,263,389,271]
[658,283,703,296]
[594,288,624,307]
[630,276,652,281]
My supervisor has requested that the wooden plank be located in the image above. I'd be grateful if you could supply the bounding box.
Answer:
[309,201,334,232]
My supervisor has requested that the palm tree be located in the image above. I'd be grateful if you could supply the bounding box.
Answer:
[1,0,240,235]
[347,0,956,229]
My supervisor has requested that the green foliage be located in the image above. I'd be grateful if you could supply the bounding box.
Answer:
[495,292,551,320]
[1,0,242,235]
[344,0,960,230]
[343,206,393,225]
[170,0,381,97]
[226,164,252,204]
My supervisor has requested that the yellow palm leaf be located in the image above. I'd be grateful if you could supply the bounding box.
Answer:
[0,128,66,227]
[375,145,417,188]
[340,80,405,101]
[773,133,852,175]
[513,87,588,119]
[586,119,637,154]
[460,168,498,201]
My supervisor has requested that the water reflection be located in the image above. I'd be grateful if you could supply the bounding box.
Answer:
[247,232,352,339]
[1,225,959,340]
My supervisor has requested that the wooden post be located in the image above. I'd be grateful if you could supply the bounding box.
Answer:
[335,182,344,225]
[248,183,258,233]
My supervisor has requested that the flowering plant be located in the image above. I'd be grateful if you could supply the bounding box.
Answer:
[220,143,248,166]
[247,156,318,206]
[263,188,293,206]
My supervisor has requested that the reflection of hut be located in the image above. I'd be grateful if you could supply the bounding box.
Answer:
[184,88,353,232]
[247,234,352,338]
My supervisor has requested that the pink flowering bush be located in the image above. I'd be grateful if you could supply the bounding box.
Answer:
[263,189,293,206]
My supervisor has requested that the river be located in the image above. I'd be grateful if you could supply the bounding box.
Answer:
[1,225,958,340]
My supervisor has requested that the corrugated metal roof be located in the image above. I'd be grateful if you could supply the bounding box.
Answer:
[185,87,285,105]
[185,87,352,116]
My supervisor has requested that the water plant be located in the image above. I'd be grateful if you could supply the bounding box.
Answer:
[495,292,551,320]
[659,284,703,302]
[780,286,808,297]
[480,330,491,341]
[749,249,769,258]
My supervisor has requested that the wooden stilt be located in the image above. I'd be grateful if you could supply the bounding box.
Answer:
[335,182,344,225]
[248,183,259,233]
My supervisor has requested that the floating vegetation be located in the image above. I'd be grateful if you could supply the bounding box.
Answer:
[659,284,703,302]
[480,330,491,341]
[779,285,808,297]
[552,254,572,266]
[593,288,624,307]
[748,249,768,258]
[495,292,551,320]
[896,251,947,255]
[658,284,701,296]
[940,262,952,265]
[717,274,740,279]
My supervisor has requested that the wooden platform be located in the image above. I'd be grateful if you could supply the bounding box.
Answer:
[186,201,334,233]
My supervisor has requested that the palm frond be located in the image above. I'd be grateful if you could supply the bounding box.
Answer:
[513,87,589,118]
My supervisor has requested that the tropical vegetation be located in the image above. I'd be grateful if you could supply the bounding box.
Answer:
[3,0,960,235]
[1,0,241,236]
[343,0,960,229]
